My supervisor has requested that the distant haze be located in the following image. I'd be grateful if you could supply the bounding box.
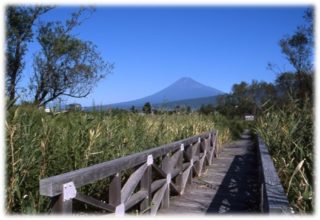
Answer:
[87,77,224,110]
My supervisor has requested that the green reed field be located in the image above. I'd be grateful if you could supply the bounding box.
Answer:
[5,106,233,213]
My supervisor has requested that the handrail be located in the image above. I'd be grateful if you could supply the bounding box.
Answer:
[257,136,292,213]
[39,130,218,214]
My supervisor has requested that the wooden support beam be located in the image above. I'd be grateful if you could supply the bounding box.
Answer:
[125,190,148,211]
[109,173,121,207]
[140,165,152,213]
[51,194,72,214]
[177,165,192,194]
[152,164,167,178]
[161,174,171,209]
[150,183,167,215]
[163,150,182,174]
[121,163,148,203]
[74,193,114,212]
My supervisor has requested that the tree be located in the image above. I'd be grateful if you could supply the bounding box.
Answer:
[279,8,314,99]
[30,8,113,106]
[130,105,137,113]
[199,104,214,115]
[186,106,191,114]
[142,102,152,114]
[280,32,311,74]
[5,6,52,104]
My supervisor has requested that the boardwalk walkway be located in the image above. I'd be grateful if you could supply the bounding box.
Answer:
[158,131,259,214]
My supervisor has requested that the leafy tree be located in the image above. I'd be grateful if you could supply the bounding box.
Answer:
[215,80,277,117]
[130,105,137,113]
[199,104,214,115]
[142,102,152,114]
[186,106,191,114]
[279,8,314,99]
[5,6,52,104]
[30,8,113,106]
[275,72,297,96]
[67,103,82,111]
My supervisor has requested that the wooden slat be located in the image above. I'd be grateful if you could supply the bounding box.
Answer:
[152,164,167,178]
[257,136,291,213]
[161,183,170,209]
[161,154,171,174]
[40,131,212,197]
[140,166,152,212]
[185,146,194,185]
[151,179,166,193]
[162,150,182,174]
[125,190,148,211]
[197,151,207,176]
[177,165,192,194]
[169,182,180,195]
[109,173,121,207]
[150,183,167,215]
[192,142,200,162]
[182,162,190,171]
[74,193,114,212]
[121,163,148,203]
[51,195,72,213]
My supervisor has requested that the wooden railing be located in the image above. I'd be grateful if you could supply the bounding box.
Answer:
[257,136,292,213]
[40,130,218,215]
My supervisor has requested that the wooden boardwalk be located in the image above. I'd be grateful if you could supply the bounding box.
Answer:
[39,129,290,215]
[158,131,259,214]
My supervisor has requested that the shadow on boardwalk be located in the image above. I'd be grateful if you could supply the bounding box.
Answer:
[206,133,259,214]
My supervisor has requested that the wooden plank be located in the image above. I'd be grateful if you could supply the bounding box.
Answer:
[170,200,208,210]
[74,193,114,212]
[161,154,171,174]
[152,164,166,178]
[121,163,148,203]
[197,151,207,176]
[109,173,121,207]
[140,166,152,212]
[125,190,148,211]
[169,182,180,195]
[158,205,204,214]
[40,131,213,197]
[161,182,170,209]
[151,179,166,193]
[185,145,194,185]
[178,166,192,194]
[51,194,72,213]
[150,183,167,215]
[163,150,182,174]
[257,136,291,213]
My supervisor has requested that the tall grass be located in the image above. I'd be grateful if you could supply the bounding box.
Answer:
[5,106,232,213]
[255,100,313,213]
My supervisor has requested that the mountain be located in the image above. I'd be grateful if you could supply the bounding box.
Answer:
[86,77,224,110]
[153,95,220,110]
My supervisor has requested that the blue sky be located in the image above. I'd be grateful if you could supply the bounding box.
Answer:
[20,6,309,107]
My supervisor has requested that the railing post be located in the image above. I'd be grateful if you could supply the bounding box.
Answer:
[213,131,219,160]
[175,144,185,194]
[186,144,194,185]
[194,138,201,176]
[161,174,171,209]
[140,155,153,213]
[51,195,72,213]
[208,132,215,166]
[51,182,76,214]
[109,173,121,211]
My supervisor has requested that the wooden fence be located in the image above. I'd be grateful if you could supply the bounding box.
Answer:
[40,130,219,215]
[257,136,292,213]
